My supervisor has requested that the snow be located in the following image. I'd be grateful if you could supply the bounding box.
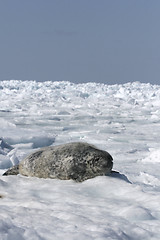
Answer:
[0,80,160,239]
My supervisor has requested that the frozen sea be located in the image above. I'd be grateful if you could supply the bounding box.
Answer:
[0,80,160,240]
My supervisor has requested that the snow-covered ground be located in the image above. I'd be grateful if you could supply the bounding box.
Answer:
[0,80,160,240]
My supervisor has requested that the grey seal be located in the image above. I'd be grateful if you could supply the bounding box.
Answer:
[3,142,113,182]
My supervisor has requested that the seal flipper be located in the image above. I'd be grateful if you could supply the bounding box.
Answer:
[3,165,19,176]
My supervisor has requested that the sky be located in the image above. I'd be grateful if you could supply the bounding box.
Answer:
[0,0,160,85]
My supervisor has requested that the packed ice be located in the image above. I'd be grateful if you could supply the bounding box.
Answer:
[0,80,160,239]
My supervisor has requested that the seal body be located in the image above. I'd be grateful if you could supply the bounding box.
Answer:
[3,142,113,182]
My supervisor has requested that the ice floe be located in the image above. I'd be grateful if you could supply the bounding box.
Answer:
[0,80,160,240]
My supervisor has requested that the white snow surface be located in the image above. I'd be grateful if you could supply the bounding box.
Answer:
[0,80,160,240]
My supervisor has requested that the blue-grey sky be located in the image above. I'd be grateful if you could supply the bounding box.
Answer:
[0,0,160,84]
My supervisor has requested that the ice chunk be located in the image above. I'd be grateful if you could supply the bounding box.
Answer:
[0,138,13,155]
[141,149,160,163]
